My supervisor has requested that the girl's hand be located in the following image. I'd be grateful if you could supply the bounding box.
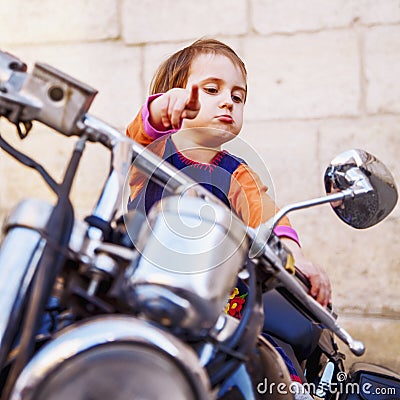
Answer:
[282,238,332,307]
[149,85,201,130]
[295,255,332,307]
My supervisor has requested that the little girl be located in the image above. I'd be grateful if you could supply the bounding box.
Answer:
[127,37,326,398]
[126,38,330,307]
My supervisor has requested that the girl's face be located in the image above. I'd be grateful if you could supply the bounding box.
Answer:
[182,53,246,147]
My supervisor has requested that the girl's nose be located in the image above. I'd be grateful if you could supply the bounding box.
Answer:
[218,94,233,110]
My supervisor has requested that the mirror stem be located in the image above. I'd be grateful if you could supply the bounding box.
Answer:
[249,189,354,258]
[271,188,355,231]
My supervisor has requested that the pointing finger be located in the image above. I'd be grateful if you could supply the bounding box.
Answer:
[186,84,200,111]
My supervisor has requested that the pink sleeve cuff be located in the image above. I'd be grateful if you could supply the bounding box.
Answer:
[142,94,181,139]
[273,225,301,247]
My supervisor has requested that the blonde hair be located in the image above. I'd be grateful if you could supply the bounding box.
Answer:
[150,38,247,98]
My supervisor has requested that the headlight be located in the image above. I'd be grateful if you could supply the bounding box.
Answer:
[123,196,249,336]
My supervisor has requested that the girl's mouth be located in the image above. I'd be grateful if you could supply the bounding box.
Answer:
[216,115,233,123]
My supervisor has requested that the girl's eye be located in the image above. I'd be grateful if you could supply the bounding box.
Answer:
[232,94,243,103]
[204,87,218,94]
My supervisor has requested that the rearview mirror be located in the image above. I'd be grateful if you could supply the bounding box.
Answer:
[324,149,398,229]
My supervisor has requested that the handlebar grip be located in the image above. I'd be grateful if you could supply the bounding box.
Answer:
[295,268,311,291]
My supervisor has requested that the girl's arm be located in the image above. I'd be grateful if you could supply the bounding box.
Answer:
[228,163,291,228]
[228,164,331,306]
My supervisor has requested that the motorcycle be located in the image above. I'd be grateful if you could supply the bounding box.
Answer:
[0,50,398,400]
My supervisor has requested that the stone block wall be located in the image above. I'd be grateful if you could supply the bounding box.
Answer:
[0,0,399,370]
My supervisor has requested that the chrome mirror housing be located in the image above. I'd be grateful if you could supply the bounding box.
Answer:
[324,149,398,229]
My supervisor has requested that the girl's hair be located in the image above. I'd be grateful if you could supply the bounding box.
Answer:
[150,38,247,96]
